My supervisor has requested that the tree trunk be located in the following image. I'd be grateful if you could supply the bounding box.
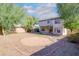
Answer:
[27,29,32,32]
[70,29,72,32]
[70,29,73,34]
[0,26,3,35]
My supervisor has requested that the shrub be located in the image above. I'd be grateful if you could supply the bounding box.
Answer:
[67,32,79,43]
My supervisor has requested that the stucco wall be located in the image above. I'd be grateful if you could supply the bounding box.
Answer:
[39,19,64,35]
[39,20,49,26]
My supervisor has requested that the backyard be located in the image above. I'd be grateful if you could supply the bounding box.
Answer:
[0,33,57,55]
[0,3,79,56]
[0,32,78,56]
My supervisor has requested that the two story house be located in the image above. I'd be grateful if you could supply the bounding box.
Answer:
[39,17,64,35]
[36,4,66,35]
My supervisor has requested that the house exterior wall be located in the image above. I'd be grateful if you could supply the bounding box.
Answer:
[39,19,64,35]
[39,20,49,26]
[52,20,63,27]
[39,28,49,34]
[52,19,64,35]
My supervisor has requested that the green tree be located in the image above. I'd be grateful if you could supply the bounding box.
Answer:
[0,4,26,34]
[23,16,38,32]
[57,3,79,32]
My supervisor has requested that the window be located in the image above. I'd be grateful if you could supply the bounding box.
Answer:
[47,20,50,24]
[55,20,60,24]
[41,28,45,31]
[57,29,60,33]
[54,28,61,33]
[49,26,53,33]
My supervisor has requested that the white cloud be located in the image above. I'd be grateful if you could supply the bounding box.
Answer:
[27,10,35,13]
[22,3,57,18]
[38,12,59,20]
[36,3,56,9]
[36,3,57,13]
[46,3,53,7]
[23,5,32,10]
[23,5,35,14]
[35,3,59,20]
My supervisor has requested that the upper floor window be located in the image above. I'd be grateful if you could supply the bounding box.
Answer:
[47,20,50,24]
[55,20,60,24]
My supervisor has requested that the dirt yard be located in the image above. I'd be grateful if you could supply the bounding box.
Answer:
[0,33,60,56]
[0,33,78,56]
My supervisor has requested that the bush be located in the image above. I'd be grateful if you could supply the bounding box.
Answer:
[67,33,79,43]
[22,16,38,32]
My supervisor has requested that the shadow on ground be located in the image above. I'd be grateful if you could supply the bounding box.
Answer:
[31,36,79,56]
[30,32,61,37]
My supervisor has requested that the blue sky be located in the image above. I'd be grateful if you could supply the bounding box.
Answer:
[16,3,41,17]
[16,3,58,19]
[16,3,39,9]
